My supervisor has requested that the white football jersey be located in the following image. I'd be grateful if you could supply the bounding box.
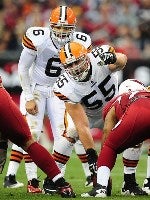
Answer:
[22,27,92,86]
[53,51,119,128]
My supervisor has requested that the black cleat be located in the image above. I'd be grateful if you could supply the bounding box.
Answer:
[42,177,57,195]
[3,175,24,188]
[142,178,150,195]
[121,181,148,196]
[81,184,107,197]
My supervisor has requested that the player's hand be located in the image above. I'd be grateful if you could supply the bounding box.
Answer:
[25,99,38,115]
[99,52,117,65]
[86,148,98,176]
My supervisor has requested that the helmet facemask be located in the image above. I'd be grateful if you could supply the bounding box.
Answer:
[64,55,90,82]
[50,23,75,47]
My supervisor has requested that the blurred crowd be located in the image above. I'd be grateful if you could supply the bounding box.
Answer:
[0,0,150,60]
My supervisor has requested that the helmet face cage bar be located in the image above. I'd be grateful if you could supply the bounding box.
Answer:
[64,55,90,81]
[50,23,76,46]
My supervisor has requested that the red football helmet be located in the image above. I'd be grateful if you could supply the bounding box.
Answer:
[119,79,146,94]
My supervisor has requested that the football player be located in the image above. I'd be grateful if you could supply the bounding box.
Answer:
[0,76,75,198]
[119,83,150,195]
[4,6,93,193]
[81,79,150,197]
[53,41,127,194]
[118,80,150,195]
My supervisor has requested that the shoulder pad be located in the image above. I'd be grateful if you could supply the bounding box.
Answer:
[22,27,50,50]
[53,74,79,103]
[73,32,92,52]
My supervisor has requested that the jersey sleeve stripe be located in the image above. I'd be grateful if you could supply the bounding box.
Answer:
[54,91,69,101]
[87,44,92,53]
[22,35,37,51]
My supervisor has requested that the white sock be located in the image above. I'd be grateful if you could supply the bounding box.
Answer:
[97,166,110,187]
[123,147,142,174]
[124,166,137,174]
[6,161,20,176]
[53,137,74,176]
[6,144,23,176]
[81,163,91,177]
[24,159,37,181]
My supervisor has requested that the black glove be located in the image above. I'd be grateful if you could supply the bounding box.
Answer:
[86,148,98,176]
[99,52,117,65]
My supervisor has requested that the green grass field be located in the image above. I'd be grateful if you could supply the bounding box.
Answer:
[0,147,148,200]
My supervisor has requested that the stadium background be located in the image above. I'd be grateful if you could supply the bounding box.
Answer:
[0,0,150,145]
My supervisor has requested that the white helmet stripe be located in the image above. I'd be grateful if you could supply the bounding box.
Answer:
[60,6,67,22]
[64,43,73,59]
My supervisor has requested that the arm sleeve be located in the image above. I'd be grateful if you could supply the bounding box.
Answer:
[18,48,36,101]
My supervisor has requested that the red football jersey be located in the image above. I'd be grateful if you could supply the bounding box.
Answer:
[102,91,150,120]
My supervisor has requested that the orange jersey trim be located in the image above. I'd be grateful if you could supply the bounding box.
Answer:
[22,35,37,51]
[54,91,69,101]
[87,44,92,53]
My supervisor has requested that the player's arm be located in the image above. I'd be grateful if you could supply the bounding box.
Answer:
[100,51,127,72]
[65,102,98,175]
[54,81,97,175]
[18,50,38,115]
[65,102,95,150]
[94,45,127,72]
[108,52,127,72]
[18,29,39,115]
[101,106,118,148]
[18,28,37,101]
[18,48,36,101]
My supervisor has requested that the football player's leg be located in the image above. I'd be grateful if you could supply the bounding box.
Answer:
[74,140,92,187]
[106,105,149,196]
[45,97,74,193]
[121,145,145,195]
[26,141,76,197]
[4,108,75,197]
[82,105,149,198]
[47,96,75,175]
[81,145,115,198]
[4,92,25,188]
[24,93,45,193]
[43,135,74,195]
[123,146,142,175]
[143,145,150,195]
[43,96,75,194]
[4,144,24,188]
[0,86,76,198]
